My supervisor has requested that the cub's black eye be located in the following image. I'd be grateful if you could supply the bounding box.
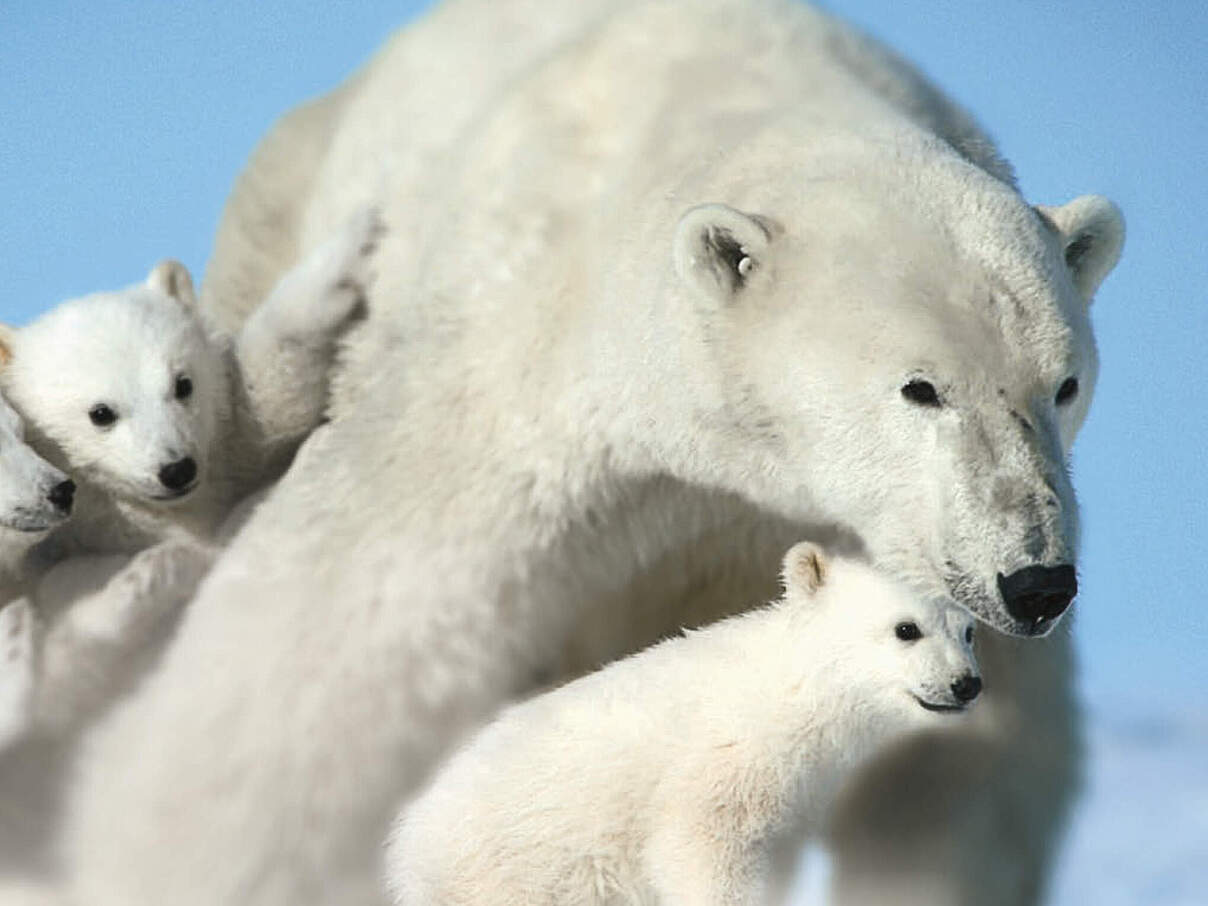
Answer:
[88,404,117,427]
[965,626,975,644]
[1055,377,1078,406]
[901,379,941,408]
[895,621,922,642]
[174,374,193,401]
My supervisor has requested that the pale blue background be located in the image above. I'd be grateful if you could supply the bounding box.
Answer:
[2,2,1204,901]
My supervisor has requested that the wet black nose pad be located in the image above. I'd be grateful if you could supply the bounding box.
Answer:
[951,674,982,703]
[47,479,76,515]
[997,564,1077,623]
[158,457,197,491]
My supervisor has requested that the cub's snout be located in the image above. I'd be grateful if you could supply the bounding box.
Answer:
[950,673,981,704]
[47,478,76,516]
[157,457,198,496]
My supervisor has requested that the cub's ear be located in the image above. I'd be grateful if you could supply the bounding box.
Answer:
[0,324,15,368]
[782,541,828,598]
[1035,195,1124,304]
[146,259,197,309]
[673,203,775,304]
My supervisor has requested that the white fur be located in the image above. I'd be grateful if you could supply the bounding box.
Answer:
[0,599,37,748]
[62,2,1123,904]
[387,544,979,906]
[0,541,212,878]
[0,390,72,597]
[0,207,380,549]
[0,879,62,906]
[0,209,378,884]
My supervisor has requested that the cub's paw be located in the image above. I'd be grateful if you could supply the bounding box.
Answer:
[110,539,215,632]
[0,599,37,745]
[0,599,35,671]
[303,205,385,332]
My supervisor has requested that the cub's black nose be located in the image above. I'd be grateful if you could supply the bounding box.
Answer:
[997,564,1077,624]
[159,457,197,492]
[951,676,980,705]
[951,674,982,704]
[47,479,75,515]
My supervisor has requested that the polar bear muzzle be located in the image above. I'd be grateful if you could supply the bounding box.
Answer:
[996,563,1077,631]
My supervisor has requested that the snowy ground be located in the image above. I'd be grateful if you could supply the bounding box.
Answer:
[1050,703,1208,906]
[787,703,1208,904]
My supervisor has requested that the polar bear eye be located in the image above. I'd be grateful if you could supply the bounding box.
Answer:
[894,621,922,642]
[88,404,117,428]
[965,625,975,644]
[1055,377,1078,406]
[175,374,193,401]
[901,379,941,408]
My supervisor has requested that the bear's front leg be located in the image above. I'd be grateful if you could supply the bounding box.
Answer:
[827,626,1081,906]
[234,206,383,450]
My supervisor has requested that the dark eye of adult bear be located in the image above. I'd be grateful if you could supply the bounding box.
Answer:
[175,374,193,401]
[89,404,117,427]
[901,379,941,407]
[1055,377,1078,405]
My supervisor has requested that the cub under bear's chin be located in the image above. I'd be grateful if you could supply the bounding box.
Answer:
[386,542,981,906]
[0,207,382,551]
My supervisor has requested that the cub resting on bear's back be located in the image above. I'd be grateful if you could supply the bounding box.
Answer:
[387,543,982,906]
[0,206,383,554]
[0,210,381,883]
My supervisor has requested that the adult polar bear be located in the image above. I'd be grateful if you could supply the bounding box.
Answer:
[63,0,1123,903]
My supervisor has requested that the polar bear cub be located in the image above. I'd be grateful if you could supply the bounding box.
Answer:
[0,208,382,546]
[386,543,982,906]
[0,392,74,592]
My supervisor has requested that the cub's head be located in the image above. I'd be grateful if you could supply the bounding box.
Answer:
[0,261,224,506]
[670,148,1124,637]
[0,387,74,534]
[782,542,980,720]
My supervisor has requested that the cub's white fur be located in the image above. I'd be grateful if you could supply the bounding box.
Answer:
[0,211,378,880]
[0,541,212,878]
[387,544,980,906]
[0,392,73,598]
[0,207,381,550]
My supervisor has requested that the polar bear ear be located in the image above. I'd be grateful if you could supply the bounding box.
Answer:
[1035,195,1124,304]
[673,204,774,305]
[146,259,198,309]
[782,542,829,599]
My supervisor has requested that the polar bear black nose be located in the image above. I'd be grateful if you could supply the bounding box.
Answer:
[997,564,1077,625]
[47,479,76,515]
[159,457,197,491]
[951,674,982,704]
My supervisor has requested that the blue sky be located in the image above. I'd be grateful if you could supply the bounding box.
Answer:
[2,1,1204,712]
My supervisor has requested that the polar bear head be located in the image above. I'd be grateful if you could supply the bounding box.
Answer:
[0,262,226,506]
[668,152,1123,637]
[782,542,980,720]
[0,389,74,534]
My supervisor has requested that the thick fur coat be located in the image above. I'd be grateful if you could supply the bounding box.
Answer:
[60,2,1123,904]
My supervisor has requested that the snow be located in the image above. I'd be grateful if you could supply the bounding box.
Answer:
[1050,704,1208,906]
[786,703,1208,904]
